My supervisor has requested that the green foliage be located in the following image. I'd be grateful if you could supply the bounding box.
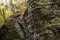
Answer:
[0,15,4,28]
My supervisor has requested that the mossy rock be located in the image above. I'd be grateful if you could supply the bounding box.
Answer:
[0,15,5,28]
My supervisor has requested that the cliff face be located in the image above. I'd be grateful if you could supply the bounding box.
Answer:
[0,0,60,40]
